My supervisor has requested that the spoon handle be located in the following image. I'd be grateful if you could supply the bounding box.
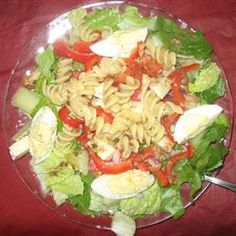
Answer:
[205,175,236,192]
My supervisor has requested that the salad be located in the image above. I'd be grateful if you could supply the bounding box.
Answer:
[8,5,230,235]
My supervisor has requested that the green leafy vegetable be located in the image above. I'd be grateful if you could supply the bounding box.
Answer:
[191,115,229,175]
[175,159,202,197]
[32,147,84,204]
[69,174,96,215]
[68,8,87,29]
[156,17,212,59]
[36,46,55,77]
[198,78,226,104]
[189,63,221,93]
[85,8,121,30]
[35,46,56,94]
[89,191,120,214]
[119,182,161,218]
[119,6,157,30]
[160,185,185,219]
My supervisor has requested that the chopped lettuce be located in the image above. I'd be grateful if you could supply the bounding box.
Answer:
[35,46,56,94]
[118,6,157,30]
[191,114,229,175]
[111,211,136,236]
[119,182,161,218]
[175,159,202,197]
[156,17,212,59]
[67,8,87,29]
[198,78,226,104]
[189,63,221,93]
[69,174,96,215]
[160,185,185,219]
[32,146,84,204]
[89,191,120,214]
[85,8,121,30]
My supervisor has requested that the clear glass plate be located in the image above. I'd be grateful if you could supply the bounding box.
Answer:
[3,0,233,231]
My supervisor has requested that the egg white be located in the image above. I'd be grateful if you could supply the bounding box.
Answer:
[91,169,154,199]
[174,104,223,144]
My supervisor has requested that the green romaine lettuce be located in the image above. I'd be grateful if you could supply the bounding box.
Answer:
[174,159,202,197]
[119,182,161,218]
[32,147,84,204]
[156,17,212,59]
[191,114,229,175]
[68,8,87,29]
[89,191,120,214]
[35,46,56,94]
[197,78,226,104]
[189,63,221,93]
[160,185,185,219]
[118,6,157,30]
[85,8,121,30]
[69,174,96,215]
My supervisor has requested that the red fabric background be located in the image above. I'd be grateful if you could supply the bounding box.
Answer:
[0,0,236,235]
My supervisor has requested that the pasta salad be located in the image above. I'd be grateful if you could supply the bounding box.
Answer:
[9,5,230,235]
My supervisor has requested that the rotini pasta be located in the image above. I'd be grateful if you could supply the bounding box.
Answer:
[42,82,68,106]
[55,124,81,148]
[56,58,73,84]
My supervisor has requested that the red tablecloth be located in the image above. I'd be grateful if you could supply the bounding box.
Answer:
[1,0,236,235]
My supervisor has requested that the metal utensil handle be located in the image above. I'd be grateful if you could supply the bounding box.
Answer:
[205,175,236,192]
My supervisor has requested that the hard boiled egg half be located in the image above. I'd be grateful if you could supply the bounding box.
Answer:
[91,169,154,199]
[29,106,57,164]
[89,28,148,58]
[174,104,223,144]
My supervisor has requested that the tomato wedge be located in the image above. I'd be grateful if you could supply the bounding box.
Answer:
[113,73,126,86]
[58,106,84,129]
[140,54,162,77]
[130,85,142,101]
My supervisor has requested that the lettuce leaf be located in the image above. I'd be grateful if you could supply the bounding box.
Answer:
[156,17,212,59]
[35,46,56,94]
[191,114,229,175]
[118,6,157,30]
[69,174,96,216]
[85,8,121,30]
[68,8,87,29]
[189,63,221,93]
[160,185,185,219]
[89,191,120,214]
[119,182,161,218]
[32,147,84,203]
[197,78,226,104]
[175,159,202,197]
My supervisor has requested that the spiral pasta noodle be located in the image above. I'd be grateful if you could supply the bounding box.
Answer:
[56,58,73,84]
[42,82,68,106]
[145,40,176,69]
[55,124,81,148]
[24,68,40,86]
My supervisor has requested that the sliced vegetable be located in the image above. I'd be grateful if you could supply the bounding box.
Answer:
[58,106,84,129]
[86,147,133,174]
[53,40,96,64]
[96,106,114,123]
[162,113,180,143]
[11,87,40,115]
